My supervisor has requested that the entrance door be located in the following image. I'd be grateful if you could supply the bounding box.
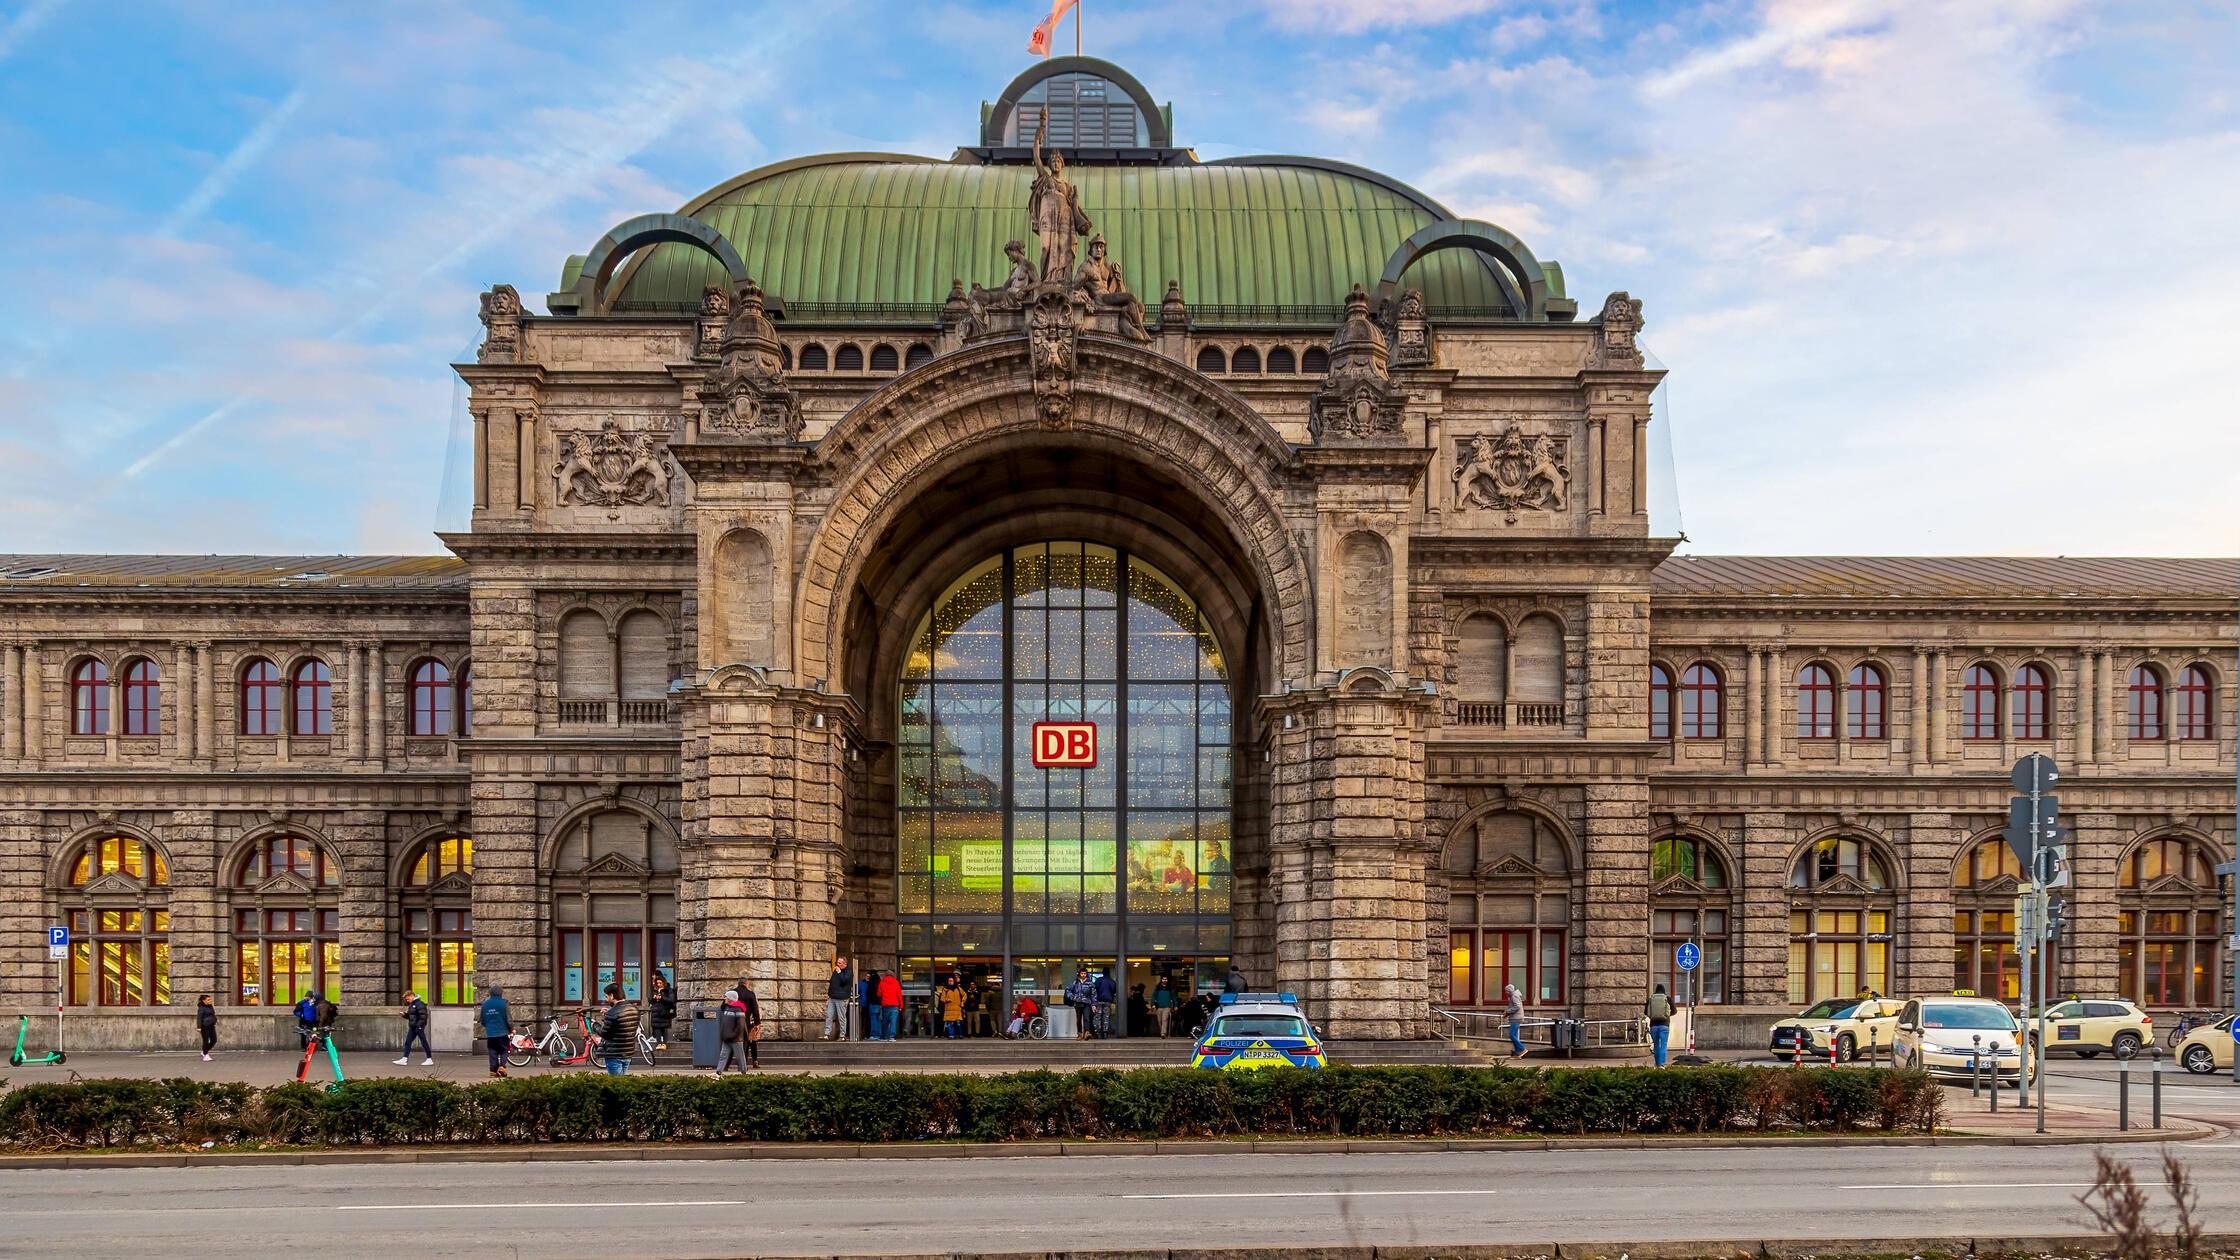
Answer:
[894,541,1235,1032]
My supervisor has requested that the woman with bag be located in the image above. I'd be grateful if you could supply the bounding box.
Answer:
[735,977,763,1069]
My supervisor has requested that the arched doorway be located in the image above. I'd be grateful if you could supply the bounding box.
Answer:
[892,540,1234,1036]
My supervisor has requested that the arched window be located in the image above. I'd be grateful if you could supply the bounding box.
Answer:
[778,343,793,370]
[1787,837,1894,1004]
[291,660,332,736]
[1961,663,2001,740]
[903,342,933,369]
[1195,346,1225,373]
[1651,835,1730,1003]
[1847,664,1887,740]
[70,659,110,735]
[1795,664,1835,739]
[797,343,827,371]
[1680,663,1723,739]
[834,343,864,371]
[869,343,899,372]
[120,658,160,736]
[1443,810,1571,1008]
[2175,665,2213,741]
[400,836,475,1005]
[1452,615,1505,725]
[229,834,341,1006]
[240,658,282,737]
[2011,663,2051,741]
[1649,663,1675,739]
[1301,346,1329,373]
[552,809,680,1002]
[410,660,454,736]
[1953,838,2034,1002]
[2118,835,2228,1008]
[1230,346,1261,374]
[2127,665,2165,741]
[61,835,170,1006]
[1266,346,1296,374]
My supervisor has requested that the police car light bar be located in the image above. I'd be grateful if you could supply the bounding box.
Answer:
[1219,992,1300,1006]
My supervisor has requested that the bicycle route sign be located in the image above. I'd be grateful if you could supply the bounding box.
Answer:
[1675,941,1701,972]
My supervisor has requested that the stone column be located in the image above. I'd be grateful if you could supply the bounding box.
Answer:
[1738,813,1794,1006]
[332,810,389,1007]
[467,584,538,1002]
[1910,649,1932,772]
[2093,650,2114,763]
[2074,652,2095,768]
[1744,648,1765,766]
[21,646,40,760]
[3,644,21,759]
[1927,651,1949,764]
[1762,648,1785,767]
[1581,779,1651,1020]
[174,643,195,761]
[1587,418,1606,516]
[194,644,214,766]
[160,810,224,1008]
[0,810,43,1009]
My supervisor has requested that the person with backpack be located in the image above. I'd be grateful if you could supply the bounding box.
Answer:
[194,994,217,1062]
[1645,983,1675,1068]
[597,982,640,1075]
[1092,969,1117,1039]
[291,993,319,1048]
[478,984,513,1077]
[394,990,433,1067]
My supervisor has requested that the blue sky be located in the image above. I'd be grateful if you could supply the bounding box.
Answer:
[2,0,2236,556]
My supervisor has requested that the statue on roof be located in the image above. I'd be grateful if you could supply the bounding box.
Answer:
[1072,234,1151,342]
[966,239,1037,336]
[1030,116,1093,283]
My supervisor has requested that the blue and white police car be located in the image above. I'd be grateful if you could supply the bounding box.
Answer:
[1189,992,1326,1071]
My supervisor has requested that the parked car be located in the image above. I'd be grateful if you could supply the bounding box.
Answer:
[1190,993,1326,1071]
[1891,995,2032,1087]
[2176,1014,2235,1075]
[2028,998,2152,1059]
[1768,996,1905,1061]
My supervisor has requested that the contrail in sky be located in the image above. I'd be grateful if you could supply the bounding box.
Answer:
[160,87,307,237]
[0,0,70,62]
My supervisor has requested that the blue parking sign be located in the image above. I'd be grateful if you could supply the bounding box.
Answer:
[1675,941,1701,971]
[48,926,67,948]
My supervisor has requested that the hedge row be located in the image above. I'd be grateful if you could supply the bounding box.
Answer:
[0,1066,1942,1150]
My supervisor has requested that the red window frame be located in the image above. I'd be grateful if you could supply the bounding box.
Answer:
[1846,663,1886,739]
[1795,664,1834,739]
[1961,664,2001,740]
[121,659,160,736]
[71,660,110,735]
[2175,665,2212,741]
[458,665,474,736]
[1679,663,1722,739]
[2127,665,2164,741]
[291,660,333,736]
[2011,664,2050,741]
[1648,663,1673,739]
[410,660,453,736]
[240,659,282,736]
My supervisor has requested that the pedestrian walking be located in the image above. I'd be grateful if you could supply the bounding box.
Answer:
[857,968,876,1040]
[714,989,749,1075]
[1646,983,1675,1067]
[395,990,433,1066]
[823,956,854,1041]
[1093,968,1116,1038]
[597,982,640,1075]
[1152,978,1175,1037]
[937,972,968,1039]
[875,970,902,1041]
[478,984,513,1077]
[648,973,678,1050]
[734,978,763,1068]
[194,994,217,1061]
[1502,983,1526,1058]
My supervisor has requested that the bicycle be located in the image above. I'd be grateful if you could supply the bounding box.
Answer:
[508,1009,587,1067]
[2163,1010,2216,1051]
[635,1023,658,1066]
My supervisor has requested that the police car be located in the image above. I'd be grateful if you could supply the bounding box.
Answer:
[1190,992,1327,1071]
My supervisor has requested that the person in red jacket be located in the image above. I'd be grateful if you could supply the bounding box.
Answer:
[873,971,903,1041]
[1005,993,1041,1039]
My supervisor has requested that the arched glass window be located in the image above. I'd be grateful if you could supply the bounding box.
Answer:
[1266,346,1296,373]
[834,343,864,371]
[2118,836,2228,1007]
[869,343,899,372]
[1195,346,1225,373]
[240,658,282,737]
[1787,837,1894,1004]
[1443,811,1571,1007]
[2011,663,2051,741]
[1301,346,1329,373]
[2127,665,2165,741]
[904,342,933,369]
[1846,663,1887,739]
[2175,665,2213,741]
[71,659,110,735]
[1795,664,1835,739]
[1962,663,2001,740]
[1952,838,2034,1002]
[229,835,341,1006]
[291,660,333,736]
[1679,663,1723,739]
[400,836,475,1005]
[410,660,454,736]
[121,658,161,736]
[1651,835,1729,1003]
[1649,663,1675,740]
[797,343,827,371]
[61,836,170,1006]
[1230,346,1261,374]
[552,809,679,1003]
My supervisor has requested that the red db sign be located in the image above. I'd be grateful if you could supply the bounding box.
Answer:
[1032,722,1098,768]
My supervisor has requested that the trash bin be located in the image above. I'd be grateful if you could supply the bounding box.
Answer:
[691,1007,720,1068]
[1047,1005,1078,1040]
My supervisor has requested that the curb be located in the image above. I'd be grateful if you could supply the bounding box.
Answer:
[450,1236,2240,1260]
[0,1123,2213,1170]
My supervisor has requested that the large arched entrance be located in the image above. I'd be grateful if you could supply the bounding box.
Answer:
[893,540,1233,1035]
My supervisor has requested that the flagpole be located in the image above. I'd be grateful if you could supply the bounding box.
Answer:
[1075,0,1082,56]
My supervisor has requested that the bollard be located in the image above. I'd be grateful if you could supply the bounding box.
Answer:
[1989,1040,2001,1112]
[2118,1054,2130,1131]
[1971,1035,1985,1098]
[1792,1032,1804,1069]
[2152,1047,2163,1129]
[1827,1025,1841,1068]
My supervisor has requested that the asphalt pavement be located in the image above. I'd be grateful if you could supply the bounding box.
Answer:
[3,1141,2237,1259]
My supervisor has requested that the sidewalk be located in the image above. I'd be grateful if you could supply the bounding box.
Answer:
[1939,1084,2216,1142]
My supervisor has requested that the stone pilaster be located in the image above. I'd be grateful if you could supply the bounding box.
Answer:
[2067,810,2126,997]
[159,810,224,1007]
[331,810,388,1006]
[1584,592,1649,738]
[1738,812,1794,1006]
[0,810,42,1009]
[1899,813,1963,997]
[1580,779,1650,1019]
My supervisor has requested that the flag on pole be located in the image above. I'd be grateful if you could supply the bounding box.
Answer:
[1028,0,1077,56]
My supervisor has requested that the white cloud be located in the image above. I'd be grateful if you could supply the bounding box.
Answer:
[1258,0,1510,35]
[0,0,67,62]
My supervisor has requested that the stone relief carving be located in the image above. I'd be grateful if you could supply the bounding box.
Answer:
[555,419,672,517]
[1452,425,1570,522]
[477,284,522,363]
[1310,285,1406,443]
[1383,287,1435,368]
[1595,290,1644,369]
[1028,288,1080,430]
[695,280,800,440]
[694,283,730,360]
[1335,530,1395,669]
[1071,233,1151,342]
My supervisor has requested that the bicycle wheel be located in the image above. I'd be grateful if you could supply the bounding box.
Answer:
[639,1037,656,1067]
[550,1034,576,1064]
[506,1039,534,1069]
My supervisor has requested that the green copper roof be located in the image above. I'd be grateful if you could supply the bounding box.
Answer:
[600,155,1539,320]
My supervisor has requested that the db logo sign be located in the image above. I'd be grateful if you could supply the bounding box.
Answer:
[1031,722,1098,768]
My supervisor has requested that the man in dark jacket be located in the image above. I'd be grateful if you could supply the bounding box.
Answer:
[1224,966,1248,995]
[1092,969,1117,1038]
[734,979,763,1068]
[598,982,640,1075]
[292,993,319,1048]
[394,991,433,1066]
[823,955,854,1042]
[478,984,513,1077]
[714,989,748,1076]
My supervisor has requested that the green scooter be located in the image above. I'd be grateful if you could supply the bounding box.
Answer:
[9,1013,65,1066]
[295,1026,345,1092]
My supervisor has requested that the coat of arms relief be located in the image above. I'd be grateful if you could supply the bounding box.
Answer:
[1452,424,1570,523]
[555,419,672,518]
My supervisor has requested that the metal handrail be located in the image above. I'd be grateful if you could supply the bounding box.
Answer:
[1430,1007,1650,1052]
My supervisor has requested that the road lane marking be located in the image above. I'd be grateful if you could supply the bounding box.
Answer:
[336,1200,744,1211]
[1122,1189,1500,1200]
[1841,1182,2156,1191]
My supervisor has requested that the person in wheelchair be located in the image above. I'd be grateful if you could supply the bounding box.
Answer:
[1005,993,1043,1039]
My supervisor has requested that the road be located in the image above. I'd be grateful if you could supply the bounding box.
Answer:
[3,1142,2238,1259]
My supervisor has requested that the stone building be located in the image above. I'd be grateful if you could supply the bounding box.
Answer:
[2,59,2233,1049]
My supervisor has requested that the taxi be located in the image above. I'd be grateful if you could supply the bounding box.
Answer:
[1767,996,1904,1061]
[1891,995,2032,1087]
[1190,992,1327,1071]
[2032,998,2152,1060]
[2177,1015,2235,1075]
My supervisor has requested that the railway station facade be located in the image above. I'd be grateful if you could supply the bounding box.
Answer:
[1,60,2233,1047]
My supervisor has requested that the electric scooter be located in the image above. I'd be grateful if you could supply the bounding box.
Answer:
[552,1007,600,1067]
[295,1026,345,1091]
[9,1013,65,1066]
